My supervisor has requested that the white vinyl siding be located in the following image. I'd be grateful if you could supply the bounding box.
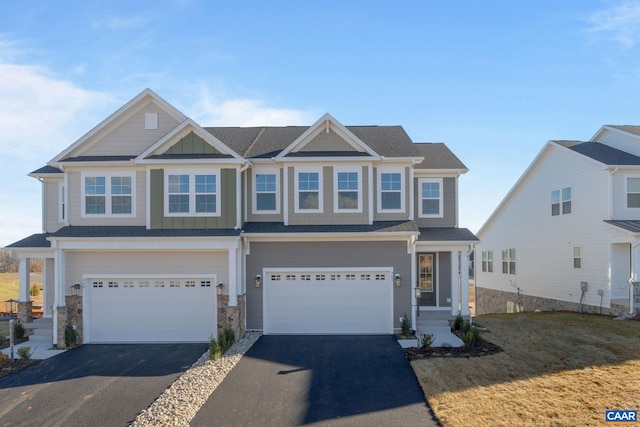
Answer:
[81,171,136,218]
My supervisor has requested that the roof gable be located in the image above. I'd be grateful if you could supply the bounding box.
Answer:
[51,88,187,163]
[276,114,380,160]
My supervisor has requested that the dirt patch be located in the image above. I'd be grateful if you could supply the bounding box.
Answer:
[405,336,503,359]
[0,337,29,350]
[0,359,40,379]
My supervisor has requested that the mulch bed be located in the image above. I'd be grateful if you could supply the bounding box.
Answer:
[0,359,41,379]
[404,324,503,361]
[0,337,29,350]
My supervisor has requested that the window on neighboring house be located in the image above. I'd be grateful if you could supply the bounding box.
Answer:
[481,250,493,273]
[502,248,516,274]
[573,246,582,269]
[334,167,361,212]
[378,169,404,212]
[551,187,571,215]
[82,172,134,217]
[165,170,219,216]
[59,182,66,222]
[254,171,278,213]
[295,168,322,212]
[627,178,640,208]
[419,178,443,217]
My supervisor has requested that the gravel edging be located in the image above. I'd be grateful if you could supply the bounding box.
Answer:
[131,332,261,427]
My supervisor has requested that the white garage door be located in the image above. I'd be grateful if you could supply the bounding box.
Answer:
[86,275,217,343]
[264,268,393,334]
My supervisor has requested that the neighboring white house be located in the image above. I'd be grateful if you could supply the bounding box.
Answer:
[475,125,640,316]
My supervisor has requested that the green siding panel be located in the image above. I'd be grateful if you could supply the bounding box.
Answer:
[165,132,219,155]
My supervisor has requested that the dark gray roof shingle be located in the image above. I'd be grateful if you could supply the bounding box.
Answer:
[559,141,640,166]
[417,227,479,242]
[414,143,467,170]
[60,155,136,162]
[30,165,63,175]
[242,221,419,234]
[604,220,640,233]
[50,226,241,238]
[5,233,52,248]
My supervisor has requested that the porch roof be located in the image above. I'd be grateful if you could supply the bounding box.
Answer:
[5,233,52,248]
[49,226,242,238]
[604,220,640,233]
[417,227,479,242]
[242,220,419,234]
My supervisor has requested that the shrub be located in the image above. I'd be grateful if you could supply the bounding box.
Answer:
[461,325,481,347]
[453,314,464,331]
[218,327,236,354]
[420,333,435,348]
[64,324,78,348]
[400,314,411,337]
[30,283,40,297]
[209,337,222,360]
[13,321,25,339]
[0,353,9,367]
[17,346,33,360]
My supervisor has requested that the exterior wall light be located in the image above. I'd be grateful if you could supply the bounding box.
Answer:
[415,287,422,300]
[394,273,401,287]
[71,283,81,296]
[255,274,262,288]
[216,282,224,296]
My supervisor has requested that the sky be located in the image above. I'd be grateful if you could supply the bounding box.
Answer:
[2,0,640,246]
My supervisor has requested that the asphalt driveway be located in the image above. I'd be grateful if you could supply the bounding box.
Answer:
[191,335,439,426]
[0,343,207,427]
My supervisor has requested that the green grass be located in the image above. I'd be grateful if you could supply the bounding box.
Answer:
[0,273,19,302]
[0,321,8,338]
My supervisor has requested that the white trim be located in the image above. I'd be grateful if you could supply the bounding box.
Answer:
[58,181,66,223]
[80,171,136,218]
[418,177,444,218]
[625,175,640,209]
[333,165,363,213]
[294,165,323,213]
[252,167,281,214]
[164,168,221,217]
[145,168,151,228]
[283,166,289,225]
[377,166,406,214]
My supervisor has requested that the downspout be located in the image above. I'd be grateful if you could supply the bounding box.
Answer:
[629,241,640,316]
[608,167,618,219]
[235,162,251,230]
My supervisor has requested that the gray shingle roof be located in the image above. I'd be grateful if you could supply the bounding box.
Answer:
[60,155,136,162]
[604,220,640,233]
[5,233,52,248]
[417,227,479,242]
[31,165,63,175]
[50,226,241,238]
[205,125,421,159]
[414,143,467,170]
[242,221,419,234]
[559,141,640,166]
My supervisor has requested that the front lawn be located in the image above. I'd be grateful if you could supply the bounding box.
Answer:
[411,312,640,426]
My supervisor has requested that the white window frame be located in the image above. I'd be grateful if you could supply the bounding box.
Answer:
[626,177,640,209]
[573,246,582,269]
[481,250,493,273]
[418,177,443,218]
[377,167,405,213]
[252,168,280,214]
[58,182,66,222]
[333,166,362,213]
[502,248,516,275]
[164,168,220,217]
[81,171,136,218]
[294,166,323,213]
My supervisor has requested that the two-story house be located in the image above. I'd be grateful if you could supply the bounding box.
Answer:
[475,125,640,317]
[5,89,477,346]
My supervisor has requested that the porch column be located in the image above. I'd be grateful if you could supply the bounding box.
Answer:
[18,257,30,302]
[52,246,66,346]
[459,250,470,316]
[631,242,640,315]
[450,252,459,316]
[410,239,418,330]
[228,248,238,307]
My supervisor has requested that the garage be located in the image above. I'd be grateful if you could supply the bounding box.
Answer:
[263,268,393,334]
[85,275,217,343]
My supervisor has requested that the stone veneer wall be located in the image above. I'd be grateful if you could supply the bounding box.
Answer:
[17,301,33,324]
[217,294,245,339]
[475,287,628,316]
[55,296,83,348]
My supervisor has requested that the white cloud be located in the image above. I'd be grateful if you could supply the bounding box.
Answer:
[91,16,149,30]
[189,87,317,126]
[586,1,640,48]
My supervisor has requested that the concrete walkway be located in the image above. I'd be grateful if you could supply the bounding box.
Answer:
[417,319,464,348]
[1,334,66,360]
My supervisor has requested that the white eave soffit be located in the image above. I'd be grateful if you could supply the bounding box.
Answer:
[50,88,188,163]
[276,113,381,160]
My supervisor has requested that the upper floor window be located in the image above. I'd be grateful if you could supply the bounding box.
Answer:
[481,250,493,273]
[295,167,322,213]
[502,248,516,275]
[81,172,135,217]
[551,187,571,215]
[164,169,219,217]
[627,178,640,208]
[419,178,443,218]
[377,167,405,212]
[253,169,279,214]
[334,167,361,212]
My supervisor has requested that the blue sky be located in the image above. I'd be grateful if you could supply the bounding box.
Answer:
[2,0,640,246]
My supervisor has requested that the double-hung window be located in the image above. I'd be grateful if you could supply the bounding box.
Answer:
[295,167,322,212]
[502,248,516,275]
[165,169,219,216]
[377,167,404,212]
[573,246,582,269]
[627,178,640,208]
[551,187,571,215]
[481,250,493,273]
[82,172,135,217]
[419,178,443,217]
[253,169,279,214]
[334,166,361,212]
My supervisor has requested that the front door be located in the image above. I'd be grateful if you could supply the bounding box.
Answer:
[418,253,436,306]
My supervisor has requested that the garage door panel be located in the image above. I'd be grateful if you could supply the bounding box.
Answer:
[88,277,216,343]
[264,269,393,334]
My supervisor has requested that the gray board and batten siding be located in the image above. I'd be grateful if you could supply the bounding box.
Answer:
[245,241,412,331]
